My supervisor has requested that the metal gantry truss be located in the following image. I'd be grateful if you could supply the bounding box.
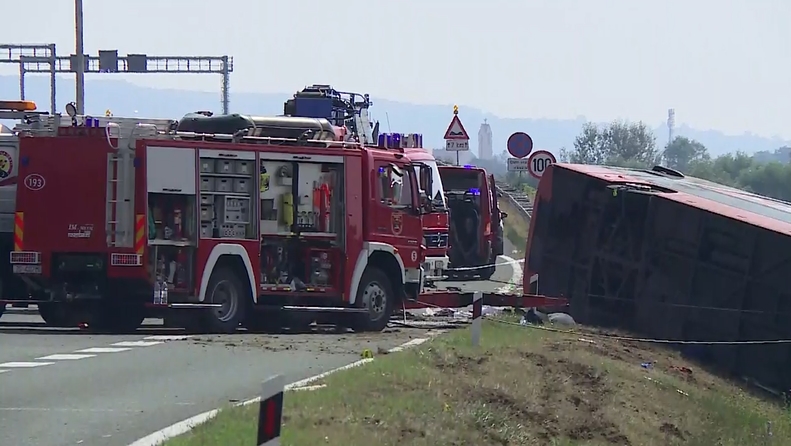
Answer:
[0,44,57,113]
[1,44,234,114]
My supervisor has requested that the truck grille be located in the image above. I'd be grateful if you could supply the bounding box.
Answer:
[424,232,449,248]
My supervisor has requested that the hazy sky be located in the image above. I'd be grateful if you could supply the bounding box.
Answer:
[3,0,789,137]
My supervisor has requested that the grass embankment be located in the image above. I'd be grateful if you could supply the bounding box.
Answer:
[164,321,791,446]
[498,197,528,256]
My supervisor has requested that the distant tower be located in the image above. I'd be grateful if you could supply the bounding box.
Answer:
[478,119,493,159]
[667,109,675,145]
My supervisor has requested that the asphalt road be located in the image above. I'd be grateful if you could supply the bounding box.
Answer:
[0,255,521,446]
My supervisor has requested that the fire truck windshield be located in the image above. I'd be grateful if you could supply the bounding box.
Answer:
[415,161,447,210]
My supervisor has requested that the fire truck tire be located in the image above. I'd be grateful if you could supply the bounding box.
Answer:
[38,303,79,328]
[0,303,4,318]
[352,267,395,333]
[203,267,246,333]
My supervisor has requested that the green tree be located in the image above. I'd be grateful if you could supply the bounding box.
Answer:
[663,136,709,172]
[564,120,658,167]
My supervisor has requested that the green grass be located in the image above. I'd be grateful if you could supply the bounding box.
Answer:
[163,321,791,446]
[498,197,528,256]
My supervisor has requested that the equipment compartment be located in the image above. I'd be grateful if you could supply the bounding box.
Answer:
[258,159,344,236]
[198,154,255,239]
[147,192,197,245]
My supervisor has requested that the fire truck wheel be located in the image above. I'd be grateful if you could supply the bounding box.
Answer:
[38,303,79,328]
[203,267,246,333]
[0,303,4,318]
[353,267,395,332]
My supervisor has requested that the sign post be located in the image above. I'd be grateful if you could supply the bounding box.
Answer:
[443,105,470,165]
[527,150,557,180]
[257,375,285,446]
[506,132,534,177]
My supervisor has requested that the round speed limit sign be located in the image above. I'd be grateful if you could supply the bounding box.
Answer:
[527,150,557,179]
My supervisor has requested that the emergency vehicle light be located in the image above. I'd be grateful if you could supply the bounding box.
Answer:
[0,100,37,111]
[468,188,481,195]
[378,132,402,149]
[378,133,423,149]
[464,165,474,169]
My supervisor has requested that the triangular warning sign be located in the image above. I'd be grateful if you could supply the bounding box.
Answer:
[443,115,470,140]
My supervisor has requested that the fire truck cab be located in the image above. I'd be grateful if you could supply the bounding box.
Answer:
[282,84,450,283]
[10,107,435,333]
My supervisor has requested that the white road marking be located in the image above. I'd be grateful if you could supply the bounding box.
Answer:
[0,370,8,374]
[388,338,429,352]
[111,341,163,347]
[74,347,132,354]
[0,361,54,368]
[496,254,523,293]
[0,407,141,413]
[128,335,436,446]
[37,353,96,361]
[143,335,193,341]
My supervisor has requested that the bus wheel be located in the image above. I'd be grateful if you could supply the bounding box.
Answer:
[203,267,245,333]
[352,267,394,333]
[38,303,79,328]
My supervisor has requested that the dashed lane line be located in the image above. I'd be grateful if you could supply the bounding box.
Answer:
[0,335,194,376]
[111,341,164,347]
[74,347,133,354]
[0,361,55,368]
[37,353,97,361]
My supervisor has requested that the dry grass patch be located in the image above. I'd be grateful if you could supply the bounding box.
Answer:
[498,198,528,256]
[164,321,791,446]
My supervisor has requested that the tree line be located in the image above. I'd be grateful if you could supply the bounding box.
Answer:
[558,121,791,202]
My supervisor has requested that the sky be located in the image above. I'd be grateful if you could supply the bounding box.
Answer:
[2,0,790,138]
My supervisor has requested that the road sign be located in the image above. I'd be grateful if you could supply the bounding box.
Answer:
[507,132,533,158]
[507,158,529,171]
[445,139,469,151]
[527,150,556,179]
[443,115,470,140]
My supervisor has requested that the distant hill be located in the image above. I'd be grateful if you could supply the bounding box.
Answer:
[2,75,788,157]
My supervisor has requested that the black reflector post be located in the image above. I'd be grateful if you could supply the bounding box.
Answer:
[257,375,285,446]
[472,291,482,346]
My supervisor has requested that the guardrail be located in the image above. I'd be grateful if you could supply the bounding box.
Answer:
[496,182,533,220]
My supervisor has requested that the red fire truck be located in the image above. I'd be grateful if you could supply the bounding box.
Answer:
[0,101,55,319]
[405,148,450,283]
[439,164,505,280]
[6,104,562,333]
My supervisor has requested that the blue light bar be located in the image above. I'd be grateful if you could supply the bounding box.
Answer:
[464,164,474,169]
[468,188,481,195]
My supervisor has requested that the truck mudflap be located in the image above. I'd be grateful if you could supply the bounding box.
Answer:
[410,290,567,310]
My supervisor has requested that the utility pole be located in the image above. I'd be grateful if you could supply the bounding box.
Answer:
[75,0,85,114]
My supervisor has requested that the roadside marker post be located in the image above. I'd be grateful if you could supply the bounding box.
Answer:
[257,375,285,446]
[472,291,482,346]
